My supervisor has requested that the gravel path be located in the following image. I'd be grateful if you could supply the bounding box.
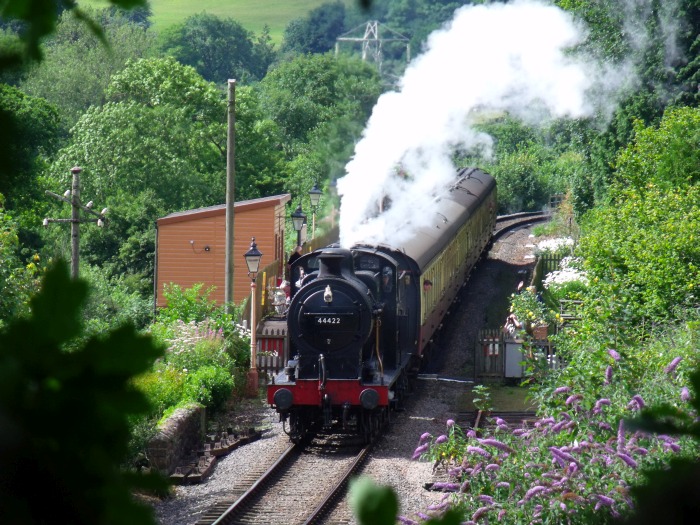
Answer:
[150,226,539,525]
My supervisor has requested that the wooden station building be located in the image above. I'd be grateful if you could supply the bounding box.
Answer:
[155,194,291,309]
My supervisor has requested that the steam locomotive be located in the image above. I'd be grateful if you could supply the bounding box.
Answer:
[267,168,497,442]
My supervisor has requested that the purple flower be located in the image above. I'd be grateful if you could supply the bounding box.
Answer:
[398,517,419,525]
[478,494,495,504]
[467,429,477,438]
[565,394,583,406]
[524,485,547,502]
[419,432,432,443]
[496,481,511,489]
[551,421,567,434]
[632,395,645,409]
[664,442,681,453]
[608,348,621,361]
[598,421,612,430]
[412,443,429,459]
[472,507,491,521]
[497,509,507,520]
[549,446,577,464]
[467,446,492,459]
[681,387,691,402]
[535,417,555,427]
[446,419,455,428]
[617,452,638,468]
[604,365,613,385]
[486,463,501,471]
[617,420,626,452]
[435,434,448,444]
[478,438,514,453]
[594,398,611,411]
[664,356,683,374]
[597,494,615,506]
[430,482,460,492]
[554,386,572,394]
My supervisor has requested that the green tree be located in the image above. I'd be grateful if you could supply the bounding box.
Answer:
[0,83,60,212]
[19,7,155,127]
[258,53,381,149]
[0,0,147,64]
[159,13,274,84]
[0,203,42,326]
[281,1,347,55]
[614,106,700,191]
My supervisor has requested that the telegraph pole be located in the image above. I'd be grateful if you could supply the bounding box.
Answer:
[44,166,108,279]
[225,79,236,313]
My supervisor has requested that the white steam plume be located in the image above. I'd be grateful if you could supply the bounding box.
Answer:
[337,0,628,248]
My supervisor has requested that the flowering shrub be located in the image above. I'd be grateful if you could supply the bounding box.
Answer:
[536,237,574,256]
[543,256,588,302]
[403,319,700,524]
[509,288,556,330]
[157,319,234,373]
[411,389,696,524]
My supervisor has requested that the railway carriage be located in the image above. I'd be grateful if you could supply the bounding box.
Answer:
[267,167,497,442]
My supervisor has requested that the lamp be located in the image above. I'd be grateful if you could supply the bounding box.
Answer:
[291,204,306,247]
[244,237,263,276]
[243,237,263,397]
[308,184,323,240]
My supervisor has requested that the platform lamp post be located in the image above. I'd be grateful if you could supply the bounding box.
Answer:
[291,204,306,248]
[244,237,263,397]
[308,184,323,240]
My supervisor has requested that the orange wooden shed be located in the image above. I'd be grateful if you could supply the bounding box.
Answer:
[155,194,291,309]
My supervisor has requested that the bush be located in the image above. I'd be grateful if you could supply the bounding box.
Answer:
[183,365,235,414]
[157,282,218,324]
[132,365,187,417]
[157,319,234,373]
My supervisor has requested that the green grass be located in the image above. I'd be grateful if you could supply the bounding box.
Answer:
[457,384,536,412]
[81,0,349,43]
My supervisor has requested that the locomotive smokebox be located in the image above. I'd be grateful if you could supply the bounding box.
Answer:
[287,248,374,379]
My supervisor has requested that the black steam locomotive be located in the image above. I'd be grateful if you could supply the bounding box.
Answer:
[267,168,497,442]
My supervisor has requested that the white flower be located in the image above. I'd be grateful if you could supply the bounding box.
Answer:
[536,237,574,255]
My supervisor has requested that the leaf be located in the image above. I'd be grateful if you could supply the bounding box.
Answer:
[349,477,398,525]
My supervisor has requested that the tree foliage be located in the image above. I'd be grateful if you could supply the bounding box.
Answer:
[0,83,60,211]
[281,1,347,55]
[574,106,700,342]
[159,13,274,84]
[18,7,155,127]
[0,260,167,524]
[258,53,381,148]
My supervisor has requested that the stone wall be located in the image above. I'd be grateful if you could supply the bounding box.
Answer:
[147,404,205,475]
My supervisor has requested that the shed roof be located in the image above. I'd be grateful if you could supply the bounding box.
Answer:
[157,194,291,226]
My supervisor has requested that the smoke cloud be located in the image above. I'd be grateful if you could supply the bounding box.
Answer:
[336,0,631,248]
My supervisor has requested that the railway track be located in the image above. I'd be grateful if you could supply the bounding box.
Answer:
[493,211,549,241]
[195,434,372,525]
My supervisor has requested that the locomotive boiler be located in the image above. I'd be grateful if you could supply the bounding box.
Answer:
[268,167,497,442]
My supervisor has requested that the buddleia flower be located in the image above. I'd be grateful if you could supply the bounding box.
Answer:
[664,356,682,374]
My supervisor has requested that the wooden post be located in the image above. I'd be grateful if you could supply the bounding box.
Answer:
[225,79,236,313]
[70,166,81,279]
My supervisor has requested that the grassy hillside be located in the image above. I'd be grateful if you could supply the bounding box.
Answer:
[81,0,345,42]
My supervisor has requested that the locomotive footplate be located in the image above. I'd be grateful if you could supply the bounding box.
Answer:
[267,366,404,411]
